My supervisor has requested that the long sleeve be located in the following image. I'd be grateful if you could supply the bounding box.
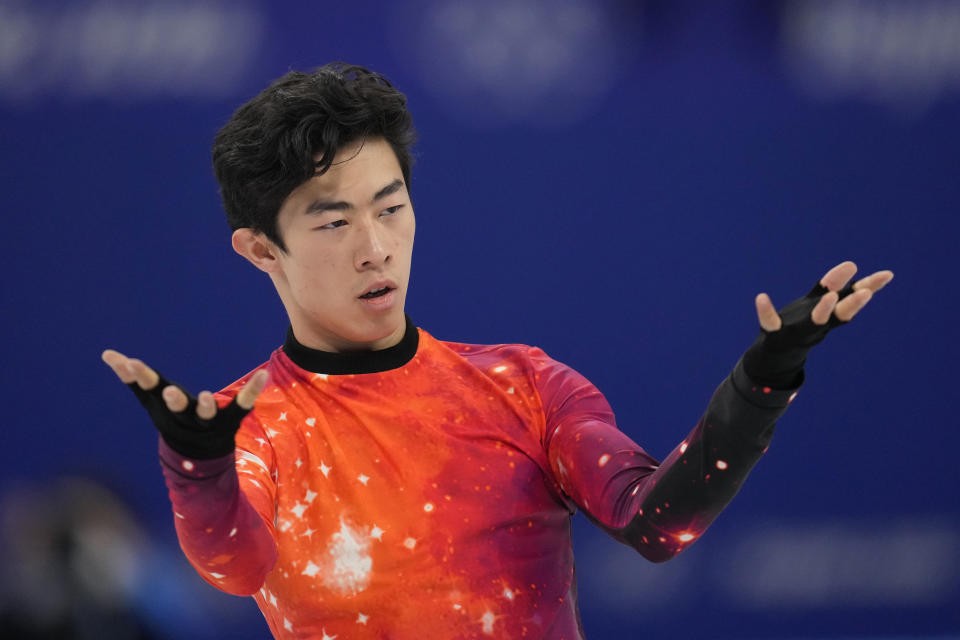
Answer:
[159,431,279,595]
[534,348,797,562]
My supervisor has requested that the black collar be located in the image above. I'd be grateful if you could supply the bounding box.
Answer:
[282,315,419,375]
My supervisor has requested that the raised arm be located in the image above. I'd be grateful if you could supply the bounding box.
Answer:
[101,350,278,595]
[542,261,893,561]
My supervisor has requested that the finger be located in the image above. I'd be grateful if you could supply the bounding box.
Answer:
[811,290,839,325]
[161,385,190,413]
[197,391,217,420]
[755,293,782,332]
[834,288,873,322]
[820,261,858,292]
[101,349,137,384]
[126,358,161,391]
[852,270,894,293]
[236,370,270,410]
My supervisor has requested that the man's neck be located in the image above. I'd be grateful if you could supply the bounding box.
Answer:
[282,315,419,374]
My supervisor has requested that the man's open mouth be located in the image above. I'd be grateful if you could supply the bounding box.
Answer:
[360,287,393,299]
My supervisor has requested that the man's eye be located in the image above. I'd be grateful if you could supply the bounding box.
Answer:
[381,205,403,216]
[320,219,348,230]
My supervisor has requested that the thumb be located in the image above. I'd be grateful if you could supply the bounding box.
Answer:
[236,369,269,410]
[755,293,782,332]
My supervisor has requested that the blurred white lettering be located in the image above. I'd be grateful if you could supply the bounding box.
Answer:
[721,521,959,607]
[0,1,262,103]
[782,0,960,114]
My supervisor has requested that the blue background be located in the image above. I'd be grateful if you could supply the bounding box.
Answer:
[1,0,957,638]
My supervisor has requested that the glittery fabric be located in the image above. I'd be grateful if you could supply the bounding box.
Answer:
[159,327,797,639]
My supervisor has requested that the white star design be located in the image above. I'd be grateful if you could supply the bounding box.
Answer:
[302,561,320,577]
[480,610,495,634]
[269,593,278,607]
[356,612,369,625]
[255,438,267,446]
[313,373,328,382]
[370,525,384,541]
[295,458,303,468]
[319,461,332,477]
[266,428,280,438]
[291,502,307,519]
[279,412,287,421]
[301,527,316,539]
[305,417,316,427]
[357,474,369,486]
[284,618,293,631]
[321,630,337,640]
[305,489,317,503]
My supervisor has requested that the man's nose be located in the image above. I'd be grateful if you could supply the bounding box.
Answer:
[354,219,391,269]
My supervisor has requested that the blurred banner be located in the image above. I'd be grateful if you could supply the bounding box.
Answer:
[2,1,957,638]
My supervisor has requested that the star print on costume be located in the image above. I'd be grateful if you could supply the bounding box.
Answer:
[320,517,373,596]
[159,320,798,638]
[480,610,496,634]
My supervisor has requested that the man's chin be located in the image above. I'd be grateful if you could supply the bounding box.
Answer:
[342,309,406,351]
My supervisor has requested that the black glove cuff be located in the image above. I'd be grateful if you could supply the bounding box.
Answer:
[127,376,249,460]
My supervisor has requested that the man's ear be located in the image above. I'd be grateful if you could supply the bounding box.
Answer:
[232,228,283,274]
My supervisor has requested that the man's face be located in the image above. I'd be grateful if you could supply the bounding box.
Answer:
[269,137,415,352]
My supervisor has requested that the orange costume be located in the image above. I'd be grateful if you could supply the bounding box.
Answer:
[159,317,797,639]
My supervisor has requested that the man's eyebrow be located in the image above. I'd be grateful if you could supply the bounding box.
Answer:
[304,199,351,215]
[371,179,404,202]
[303,179,405,215]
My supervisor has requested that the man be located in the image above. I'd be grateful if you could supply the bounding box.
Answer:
[102,64,892,639]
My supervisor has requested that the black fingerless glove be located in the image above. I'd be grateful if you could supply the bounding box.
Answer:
[742,281,855,389]
[128,374,251,459]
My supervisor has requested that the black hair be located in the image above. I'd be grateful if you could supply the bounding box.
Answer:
[212,63,417,251]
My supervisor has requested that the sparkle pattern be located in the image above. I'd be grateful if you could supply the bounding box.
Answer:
[159,330,794,638]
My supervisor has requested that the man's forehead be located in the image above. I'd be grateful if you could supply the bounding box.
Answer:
[313,138,366,172]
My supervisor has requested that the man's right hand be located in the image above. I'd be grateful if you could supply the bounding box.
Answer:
[102,349,269,459]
